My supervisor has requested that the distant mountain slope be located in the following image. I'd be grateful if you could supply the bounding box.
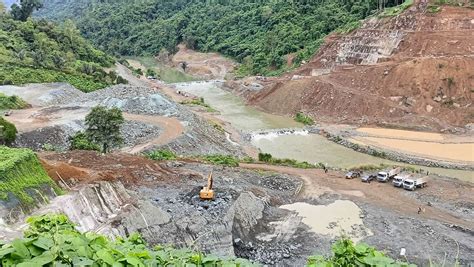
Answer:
[34,0,92,21]
[244,1,474,132]
[0,14,124,91]
[36,0,405,75]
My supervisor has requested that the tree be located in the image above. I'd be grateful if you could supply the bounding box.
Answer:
[84,106,124,153]
[11,0,44,21]
[0,117,17,146]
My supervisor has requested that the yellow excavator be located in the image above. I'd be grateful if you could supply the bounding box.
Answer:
[199,171,214,200]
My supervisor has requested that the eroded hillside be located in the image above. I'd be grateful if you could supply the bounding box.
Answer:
[242,2,473,132]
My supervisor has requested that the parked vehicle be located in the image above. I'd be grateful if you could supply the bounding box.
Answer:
[4,110,12,116]
[377,167,401,182]
[393,174,412,187]
[361,174,376,183]
[403,177,428,191]
[345,171,362,179]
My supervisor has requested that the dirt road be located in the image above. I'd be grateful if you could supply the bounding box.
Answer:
[240,163,473,229]
[122,113,184,154]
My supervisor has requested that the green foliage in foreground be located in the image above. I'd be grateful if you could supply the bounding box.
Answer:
[202,155,240,167]
[295,112,314,125]
[146,149,177,161]
[0,214,415,267]
[0,117,17,145]
[0,146,61,204]
[0,214,254,266]
[0,93,29,109]
[70,132,100,151]
[308,238,415,267]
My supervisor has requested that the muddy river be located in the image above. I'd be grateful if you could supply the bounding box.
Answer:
[175,81,474,182]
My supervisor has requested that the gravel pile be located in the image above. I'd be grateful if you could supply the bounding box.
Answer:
[259,175,299,191]
[64,85,185,117]
[121,121,162,147]
[14,122,83,151]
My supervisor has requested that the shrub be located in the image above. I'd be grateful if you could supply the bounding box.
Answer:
[241,156,255,163]
[70,132,100,151]
[0,117,17,145]
[295,112,314,125]
[308,238,415,266]
[258,153,273,162]
[146,68,157,78]
[203,155,240,167]
[181,97,216,112]
[146,149,177,161]
[0,93,29,109]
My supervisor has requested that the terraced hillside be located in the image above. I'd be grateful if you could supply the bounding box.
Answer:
[244,1,474,132]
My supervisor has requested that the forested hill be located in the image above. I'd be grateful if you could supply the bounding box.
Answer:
[0,11,125,91]
[36,0,402,75]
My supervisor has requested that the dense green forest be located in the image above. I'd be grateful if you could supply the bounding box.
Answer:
[0,5,124,91]
[36,0,403,75]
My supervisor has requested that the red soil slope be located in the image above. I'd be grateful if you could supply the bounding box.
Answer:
[246,2,474,132]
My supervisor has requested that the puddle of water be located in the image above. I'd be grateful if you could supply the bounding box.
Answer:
[280,200,373,242]
[175,82,301,130]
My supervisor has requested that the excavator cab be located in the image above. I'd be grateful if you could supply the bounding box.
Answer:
[199,171,214,200]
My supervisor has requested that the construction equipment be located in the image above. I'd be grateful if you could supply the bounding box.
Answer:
[199,171,214,200]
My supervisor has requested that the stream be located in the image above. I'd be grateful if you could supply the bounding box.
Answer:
[174,81,473,182]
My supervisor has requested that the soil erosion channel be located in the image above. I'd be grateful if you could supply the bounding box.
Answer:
[175,81,473,182]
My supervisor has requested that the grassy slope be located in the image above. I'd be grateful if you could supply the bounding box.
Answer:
[0,146,61,205]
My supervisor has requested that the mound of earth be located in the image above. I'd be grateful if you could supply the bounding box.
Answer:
[235,2,474,132]
[172,44,237,80]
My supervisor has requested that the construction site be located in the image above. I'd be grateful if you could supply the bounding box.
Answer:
[0,0,473,266]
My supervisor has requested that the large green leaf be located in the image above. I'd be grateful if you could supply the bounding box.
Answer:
[33,236,54,250]
[126,255,145,266]
[0,247,15,258]
[96,249,115,265]
[30,251,55,265]
[73,256,94,266]
[11,239,31,259]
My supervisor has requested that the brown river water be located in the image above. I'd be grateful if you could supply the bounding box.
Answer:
[175,81,473,183]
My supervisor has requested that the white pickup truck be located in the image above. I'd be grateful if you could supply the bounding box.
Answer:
[377,167,401,182]
[403,177,428,191]
[392,174,412,187]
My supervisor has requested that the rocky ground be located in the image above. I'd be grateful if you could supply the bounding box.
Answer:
[1,151,469,266]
